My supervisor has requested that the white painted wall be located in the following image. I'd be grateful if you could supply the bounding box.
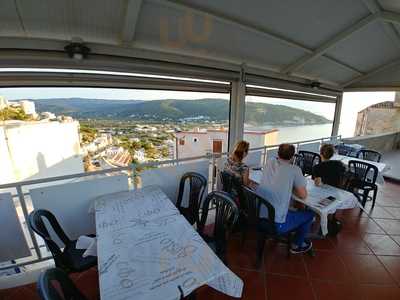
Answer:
[0,121,83,184]
[176,130,278,159]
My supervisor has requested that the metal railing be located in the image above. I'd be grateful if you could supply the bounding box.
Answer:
[0,135,341,271]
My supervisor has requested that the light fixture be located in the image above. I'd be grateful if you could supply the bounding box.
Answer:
[64,37,90,60]
[310,81,321,90]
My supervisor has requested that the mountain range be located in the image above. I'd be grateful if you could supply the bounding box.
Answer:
[31,98,331,125]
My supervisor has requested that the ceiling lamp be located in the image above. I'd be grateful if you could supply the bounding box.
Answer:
[64,37,90,60]
[310,81,321,90]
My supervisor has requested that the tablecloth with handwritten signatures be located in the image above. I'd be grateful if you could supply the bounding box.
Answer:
[94,186,243,300]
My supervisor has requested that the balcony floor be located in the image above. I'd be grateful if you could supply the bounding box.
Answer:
[2,182,400,300]
[383,150,400,182]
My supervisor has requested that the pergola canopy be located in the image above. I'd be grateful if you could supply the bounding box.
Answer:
[1,0,400,91]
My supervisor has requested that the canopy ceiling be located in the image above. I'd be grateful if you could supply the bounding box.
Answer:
[1,0,400,91]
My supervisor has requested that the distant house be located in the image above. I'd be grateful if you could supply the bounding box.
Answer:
[354,93,400,136]
[174,127,278,159]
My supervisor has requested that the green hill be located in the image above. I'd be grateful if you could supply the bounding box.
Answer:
[32,98,330,125]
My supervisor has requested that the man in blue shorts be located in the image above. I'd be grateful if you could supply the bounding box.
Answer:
[257,143,314,254]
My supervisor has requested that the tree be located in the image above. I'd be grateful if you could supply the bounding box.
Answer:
[145,147,158,160]
[80,124,98,144]
[160,146,170,158]
[131,140,141,151]
[141,141,153,150]
[0,107,30,121]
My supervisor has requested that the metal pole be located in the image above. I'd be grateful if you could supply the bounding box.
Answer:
[263,146,267,165]
[16,185,42,259]
[211,155,216,191]
[132,164,138,190]
[332,93,343,136]
[228,79,246,151]
[175,136,179,165]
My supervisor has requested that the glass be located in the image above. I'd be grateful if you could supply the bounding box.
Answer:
[0,87,230,184]
[338,92,395,138]
[244,95,335,145]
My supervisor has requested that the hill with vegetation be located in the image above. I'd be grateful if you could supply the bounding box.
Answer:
[31,98,330,125]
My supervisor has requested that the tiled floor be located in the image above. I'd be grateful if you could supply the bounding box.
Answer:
[2,181,400,300]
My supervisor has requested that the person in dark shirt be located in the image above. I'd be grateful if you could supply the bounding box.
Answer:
[313,144,346,188]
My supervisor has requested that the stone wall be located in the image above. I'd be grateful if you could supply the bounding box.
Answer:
[343,131,400,152]
[354,92,400,136]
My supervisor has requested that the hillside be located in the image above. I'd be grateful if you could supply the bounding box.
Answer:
[31,98,330,125]
[32,98,142,118]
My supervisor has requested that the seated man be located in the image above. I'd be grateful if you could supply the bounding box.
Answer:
[256,143,314,254]
[313,144,346,188]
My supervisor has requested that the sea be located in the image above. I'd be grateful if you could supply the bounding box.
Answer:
[245,123,336,144]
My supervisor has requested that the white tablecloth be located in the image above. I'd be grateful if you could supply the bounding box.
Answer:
[94,186,243,300]
[250,171,361,236]
[332,154,388,184]
[293,178,361,235]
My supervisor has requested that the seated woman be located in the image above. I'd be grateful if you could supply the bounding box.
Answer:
[223,140,250,186]
[313,143,346,187]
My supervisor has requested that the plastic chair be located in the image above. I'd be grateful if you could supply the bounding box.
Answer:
[347,160,379,208]
[28,209,97,273]
[242,187,314,267]
[293,153,304,170]
[37,268,88,300]
[176,172,207,227]
[220,170,250,245]
[335,143,352,156]
[357,149,382,162]
[298,151,321,176]
[198,191,239,261]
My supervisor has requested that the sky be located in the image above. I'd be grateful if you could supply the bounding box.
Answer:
[0,87,395,138]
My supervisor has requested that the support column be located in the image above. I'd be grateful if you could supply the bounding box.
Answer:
[331,93,343,136]
[228,79,246,151]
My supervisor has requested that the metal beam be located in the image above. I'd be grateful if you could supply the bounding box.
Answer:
[155,0,312,53]
[381,11,400,26]
[120,0,143,45]
[342,57,400,87]
[362,0,400,49]
[228,80,246,151]
[0,38,344,90]
[282,13,378,74]
[155,0,361,76]
[331,94,343,136]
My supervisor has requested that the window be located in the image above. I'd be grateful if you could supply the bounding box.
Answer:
[212,140,223,153]
[0,86,230,183]
[245,95,335,145]
[339,92,395,138]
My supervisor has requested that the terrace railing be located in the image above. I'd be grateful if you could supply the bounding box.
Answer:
[0,135,341,273]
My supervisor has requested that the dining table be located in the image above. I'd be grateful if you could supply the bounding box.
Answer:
[332,154,388,184]
[250,170,362,236]
[93,186,243,300]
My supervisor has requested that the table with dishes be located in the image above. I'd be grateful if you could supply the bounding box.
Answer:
[93,186,243,300]
[250,170,361,236]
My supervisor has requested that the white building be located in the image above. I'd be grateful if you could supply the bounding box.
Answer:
[19,100,36,116]
[82,133,113,154]
[0,120,83,184]
[40,112,56,120]
[134,149,146,162]
[175,128,278,159]
[0,96,8,110]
